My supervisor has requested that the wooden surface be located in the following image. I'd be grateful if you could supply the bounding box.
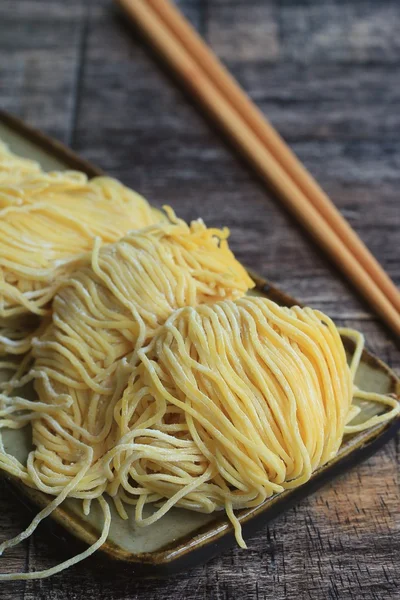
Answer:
[1,0,399,598]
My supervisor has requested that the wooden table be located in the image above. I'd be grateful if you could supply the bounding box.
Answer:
[1,1,399,598]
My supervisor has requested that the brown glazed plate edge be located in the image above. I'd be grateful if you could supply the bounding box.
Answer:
[0,109,399,575]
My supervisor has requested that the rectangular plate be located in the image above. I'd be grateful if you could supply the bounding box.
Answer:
[0,110,399,576]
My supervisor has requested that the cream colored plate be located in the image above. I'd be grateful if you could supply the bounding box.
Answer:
[0,112,399,574]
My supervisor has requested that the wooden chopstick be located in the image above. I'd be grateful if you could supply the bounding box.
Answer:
[115,0,400,337]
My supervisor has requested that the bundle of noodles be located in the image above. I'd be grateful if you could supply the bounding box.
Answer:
[0,140,159,355]
[3,212,253,436]
[105,299,399,544]
[0,294,397,581]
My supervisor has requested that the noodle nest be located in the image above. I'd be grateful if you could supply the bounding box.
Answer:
[0,141,158,354]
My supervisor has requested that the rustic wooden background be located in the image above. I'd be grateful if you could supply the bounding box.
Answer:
[1,0,399,598]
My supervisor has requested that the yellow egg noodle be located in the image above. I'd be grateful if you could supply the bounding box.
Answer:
[0,140,158,356]
[0,143,398,581]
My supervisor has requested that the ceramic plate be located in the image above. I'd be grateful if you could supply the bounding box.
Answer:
[0,110,399,575]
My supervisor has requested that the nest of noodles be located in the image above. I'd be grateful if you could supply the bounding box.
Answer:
[0,140,159,355]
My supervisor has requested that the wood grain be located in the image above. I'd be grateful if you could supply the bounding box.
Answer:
[0,0,399,598]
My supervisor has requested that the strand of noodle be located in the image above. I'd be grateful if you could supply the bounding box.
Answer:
[0,497,110,581]
[134,465,215,526]
[338,327,365,378]
[225,500,246,549]
[344,390,399,433]
[0,446,92,556]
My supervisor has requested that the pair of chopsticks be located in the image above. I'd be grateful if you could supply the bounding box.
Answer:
[115,0,400,337]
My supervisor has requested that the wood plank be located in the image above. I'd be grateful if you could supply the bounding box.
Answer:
[206,0,280,63]
[235,63,400,142]
[280,0,400,64]
[0,484,30,597]
[0,0,85,143]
